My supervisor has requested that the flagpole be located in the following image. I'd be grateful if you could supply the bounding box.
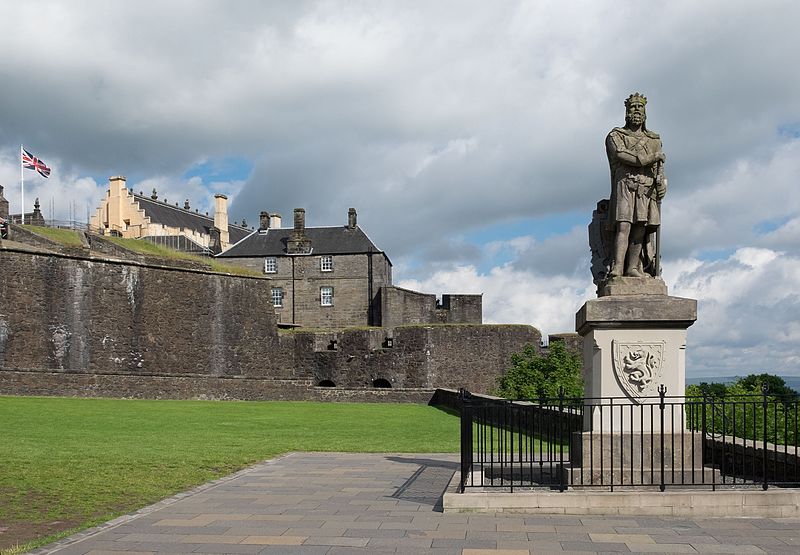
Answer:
[20,144,24,225]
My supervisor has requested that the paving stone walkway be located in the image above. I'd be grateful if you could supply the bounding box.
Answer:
[36,453,800,554]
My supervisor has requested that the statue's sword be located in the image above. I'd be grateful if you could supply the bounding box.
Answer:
[654,160,665,277]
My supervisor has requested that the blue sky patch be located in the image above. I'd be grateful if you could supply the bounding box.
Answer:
[183,157,254,183]
[695,247,736,262]
[464,210,586,246]
[778,123,800,139]
[754,214,794,235]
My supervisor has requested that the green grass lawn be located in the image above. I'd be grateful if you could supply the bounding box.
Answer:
[0,397,459,553]
[20,225,84,247]
[102,237,262,276]
[17,226,260,277]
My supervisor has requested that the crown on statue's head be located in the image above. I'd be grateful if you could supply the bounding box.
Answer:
[625,92,647,108]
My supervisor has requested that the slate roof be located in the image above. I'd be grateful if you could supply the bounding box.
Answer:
[132,194,250,244]
[218,226,388,261]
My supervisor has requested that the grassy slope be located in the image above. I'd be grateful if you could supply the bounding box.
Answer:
[16,226,260,277]
[102,236,261,276]
[20,225,83,247]
[0,397,458,552]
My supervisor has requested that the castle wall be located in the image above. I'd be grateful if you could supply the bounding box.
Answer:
[0,246,538,400]
[381,287,483,328]
[439,294,483,324]
[0,246,282,378]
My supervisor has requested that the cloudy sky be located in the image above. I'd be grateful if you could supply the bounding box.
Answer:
[2,1,799,379]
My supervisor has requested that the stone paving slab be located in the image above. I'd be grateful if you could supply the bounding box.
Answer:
[32,452,800,554]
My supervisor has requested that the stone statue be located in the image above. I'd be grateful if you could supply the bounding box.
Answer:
[605,93,666,278]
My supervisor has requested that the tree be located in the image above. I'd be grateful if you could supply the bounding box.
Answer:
[685,373,799,446]
[738,373,797,397]
[496,341,583,400]
[685,373,798,399]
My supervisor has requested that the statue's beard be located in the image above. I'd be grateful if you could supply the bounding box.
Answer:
[628,113,645,126]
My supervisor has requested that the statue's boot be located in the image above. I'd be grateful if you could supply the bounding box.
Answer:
[625,245,645,277]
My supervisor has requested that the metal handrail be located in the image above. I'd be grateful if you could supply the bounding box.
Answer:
[459,388,800,492]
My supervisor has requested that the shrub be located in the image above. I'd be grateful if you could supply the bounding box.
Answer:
[496,341,583,400]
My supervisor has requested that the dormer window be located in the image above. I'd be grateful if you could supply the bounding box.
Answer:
[264,257,277,273]
[320,255,333,272]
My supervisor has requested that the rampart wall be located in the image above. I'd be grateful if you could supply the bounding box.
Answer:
[0,245,540,400]
[380,286,482,328]
[0,246,282,378]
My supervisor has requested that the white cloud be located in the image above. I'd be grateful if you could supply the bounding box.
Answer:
[401,245,800,380]
[1,1,799,377]
[398,262,594,341]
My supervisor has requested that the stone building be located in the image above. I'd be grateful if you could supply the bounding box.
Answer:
[218,207,483,329]
[219,208,391,328]
[89,176,250,253]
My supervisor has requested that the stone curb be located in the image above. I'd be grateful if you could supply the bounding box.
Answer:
[444,471,800,517]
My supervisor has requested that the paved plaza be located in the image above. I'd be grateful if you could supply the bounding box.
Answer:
[35,453,800,554]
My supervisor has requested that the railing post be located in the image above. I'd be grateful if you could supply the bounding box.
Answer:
[558,386,566,492]
[659,384,667,492]
[459,388,473,493]
[762,383,769,490]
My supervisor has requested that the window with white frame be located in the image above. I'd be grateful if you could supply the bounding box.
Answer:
[271,287,284,307]
[264,256,277,273]
[320,286,334,306]
[320,255,333,272]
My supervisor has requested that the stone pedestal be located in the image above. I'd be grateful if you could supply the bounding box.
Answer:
[576,294,697,432]
[568,431,717,486]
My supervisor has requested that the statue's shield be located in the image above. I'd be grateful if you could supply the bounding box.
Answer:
[612,340,666,401]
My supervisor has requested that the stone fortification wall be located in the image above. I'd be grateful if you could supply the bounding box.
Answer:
[0,371,435,403]
[546,333,583,355]
[381,286,482,328]
[0,245,538,400]
[439,294,483,324]
[0,246,282,378]
[281,323,538,393]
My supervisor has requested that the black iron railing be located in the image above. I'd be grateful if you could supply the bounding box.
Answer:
[459,387,800,492]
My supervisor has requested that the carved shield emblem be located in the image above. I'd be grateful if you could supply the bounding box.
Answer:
[612,340,665,401]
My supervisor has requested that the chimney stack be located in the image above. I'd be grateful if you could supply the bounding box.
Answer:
[347,207,357,229]
[286,208,312,254]
[269,213,282,229]
[259,211,270,230]
[293,208,305,231]
[213,194,230,251]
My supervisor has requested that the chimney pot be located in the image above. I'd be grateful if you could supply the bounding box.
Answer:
[269,213,282,229]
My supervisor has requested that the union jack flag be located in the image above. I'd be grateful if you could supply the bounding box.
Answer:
[22,148,51,178]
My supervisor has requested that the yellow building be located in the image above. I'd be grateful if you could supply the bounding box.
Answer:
[89,176,250,253]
